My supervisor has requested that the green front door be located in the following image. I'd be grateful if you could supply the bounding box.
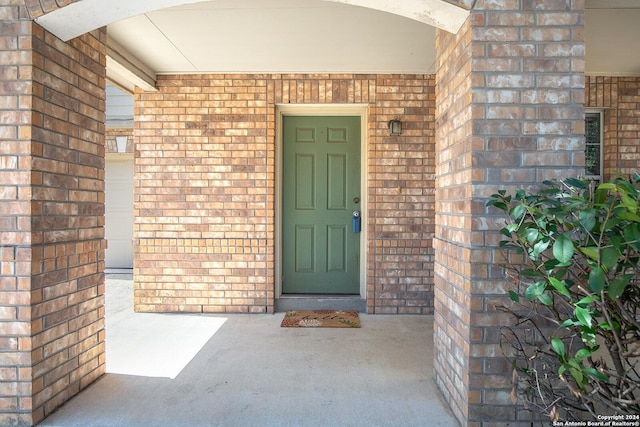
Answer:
[282,116,361,294]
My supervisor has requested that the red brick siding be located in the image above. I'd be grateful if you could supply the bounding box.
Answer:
[0,7,35,425]
[369,76,436,314]
[29,24,106,423]
[434,19,474,425]
[23,0,82,19]
[134,74,436,314]
[0,12,106,423]
[585,76,640,179]
[435,2,585,425]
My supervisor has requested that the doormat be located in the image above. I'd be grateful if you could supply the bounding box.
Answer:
[280,310,361,328]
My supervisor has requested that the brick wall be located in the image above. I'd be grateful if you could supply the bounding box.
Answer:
[0,5,35,424]
[435,1,585,425]
[29,24,107,423]
[369,76,436,314]
[433,18,474,425]
[134,74,436,314]
[23,0,82,19]
[0,7,106,423]
[585,76,640,179]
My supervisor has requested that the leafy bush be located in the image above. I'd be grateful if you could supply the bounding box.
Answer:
[487,175,640,421]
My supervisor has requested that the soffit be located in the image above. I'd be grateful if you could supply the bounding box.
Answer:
[583,0,640,76]
[37,0,640,91]
[106,0,438,76]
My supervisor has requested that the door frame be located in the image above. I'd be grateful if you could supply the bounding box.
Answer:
[275,104,369,298]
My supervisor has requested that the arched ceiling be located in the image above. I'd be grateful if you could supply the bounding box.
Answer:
[34,0,640,93]
[36,0,469,92]
[35,0,469,41]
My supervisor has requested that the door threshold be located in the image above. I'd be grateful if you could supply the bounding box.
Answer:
[275,295,366,313]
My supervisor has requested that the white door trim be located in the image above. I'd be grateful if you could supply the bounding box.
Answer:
[275,104,369,298]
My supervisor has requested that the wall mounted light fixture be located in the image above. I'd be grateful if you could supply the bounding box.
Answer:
[388,117,402,136]
[115,136,128,153]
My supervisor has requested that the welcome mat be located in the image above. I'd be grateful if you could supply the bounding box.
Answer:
[280,310,361,328]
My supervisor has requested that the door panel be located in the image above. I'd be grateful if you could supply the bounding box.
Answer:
[105,155,134,269]
[327,154,347,210]
[295,225,315,272]
[282,116,361,294]
[327,225,347,272]
[296,154,315,209]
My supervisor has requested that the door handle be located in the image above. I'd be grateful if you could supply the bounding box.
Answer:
[352,210,361,233]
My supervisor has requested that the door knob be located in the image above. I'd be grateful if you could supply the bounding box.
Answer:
[352,210,361,233]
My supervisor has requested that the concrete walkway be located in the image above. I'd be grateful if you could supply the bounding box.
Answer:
[39,275,458,427]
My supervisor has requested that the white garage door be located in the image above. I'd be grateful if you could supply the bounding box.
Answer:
[105,154,134,269]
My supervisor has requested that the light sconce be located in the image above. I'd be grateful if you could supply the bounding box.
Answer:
[115,136,128,153]
[388,117,402,136]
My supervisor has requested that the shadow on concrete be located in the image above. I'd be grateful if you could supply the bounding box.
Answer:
[38,275,458,427]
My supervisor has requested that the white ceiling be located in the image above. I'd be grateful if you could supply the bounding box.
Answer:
[107,0,438,76]
[101,0,640,92]
[585,5,640,76]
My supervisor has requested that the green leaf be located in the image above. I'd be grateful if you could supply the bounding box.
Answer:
[581,328,597,346]
[568,360,585,387]
[575,306,593,328]
[489,201,508,212]
[622,194,637,213]
[538,293,553,306]
[551,338,566,358]
[511,204,527,219]
[599,322,612,331]
[561,318,580,328]
[508,290,520,302]
[522,228,540,244]
[548,277,571,298]
[579,246,599,261]
[609,274,633,300]
[558,364,567,376]
[541,259,559,270]
[623,223,640,250]
[588,267,606,293]
[584,368,609,382]
[597,183,617,191]
[525,281,546,301]
[565,177,588,189]
[579,209,596,231]
[619,211,640,222]
[520,268,543,279]
[575,348,592,361]
[600,247,620,271]
[531,239,550,260]
[553,234,574,263]
[576,296,599,306]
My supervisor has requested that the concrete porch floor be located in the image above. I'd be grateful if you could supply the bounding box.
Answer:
[39,275,458,427]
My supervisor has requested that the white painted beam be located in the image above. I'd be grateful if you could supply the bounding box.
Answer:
[35,0,207,42]
[35,0,468,43]
[107,38,157,92]
[332,0,469,34]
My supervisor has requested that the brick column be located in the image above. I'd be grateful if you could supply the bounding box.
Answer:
[434,1,585,425]
[0,3,106,424]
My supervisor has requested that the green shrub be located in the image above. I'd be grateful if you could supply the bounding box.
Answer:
[487,175,640,421]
